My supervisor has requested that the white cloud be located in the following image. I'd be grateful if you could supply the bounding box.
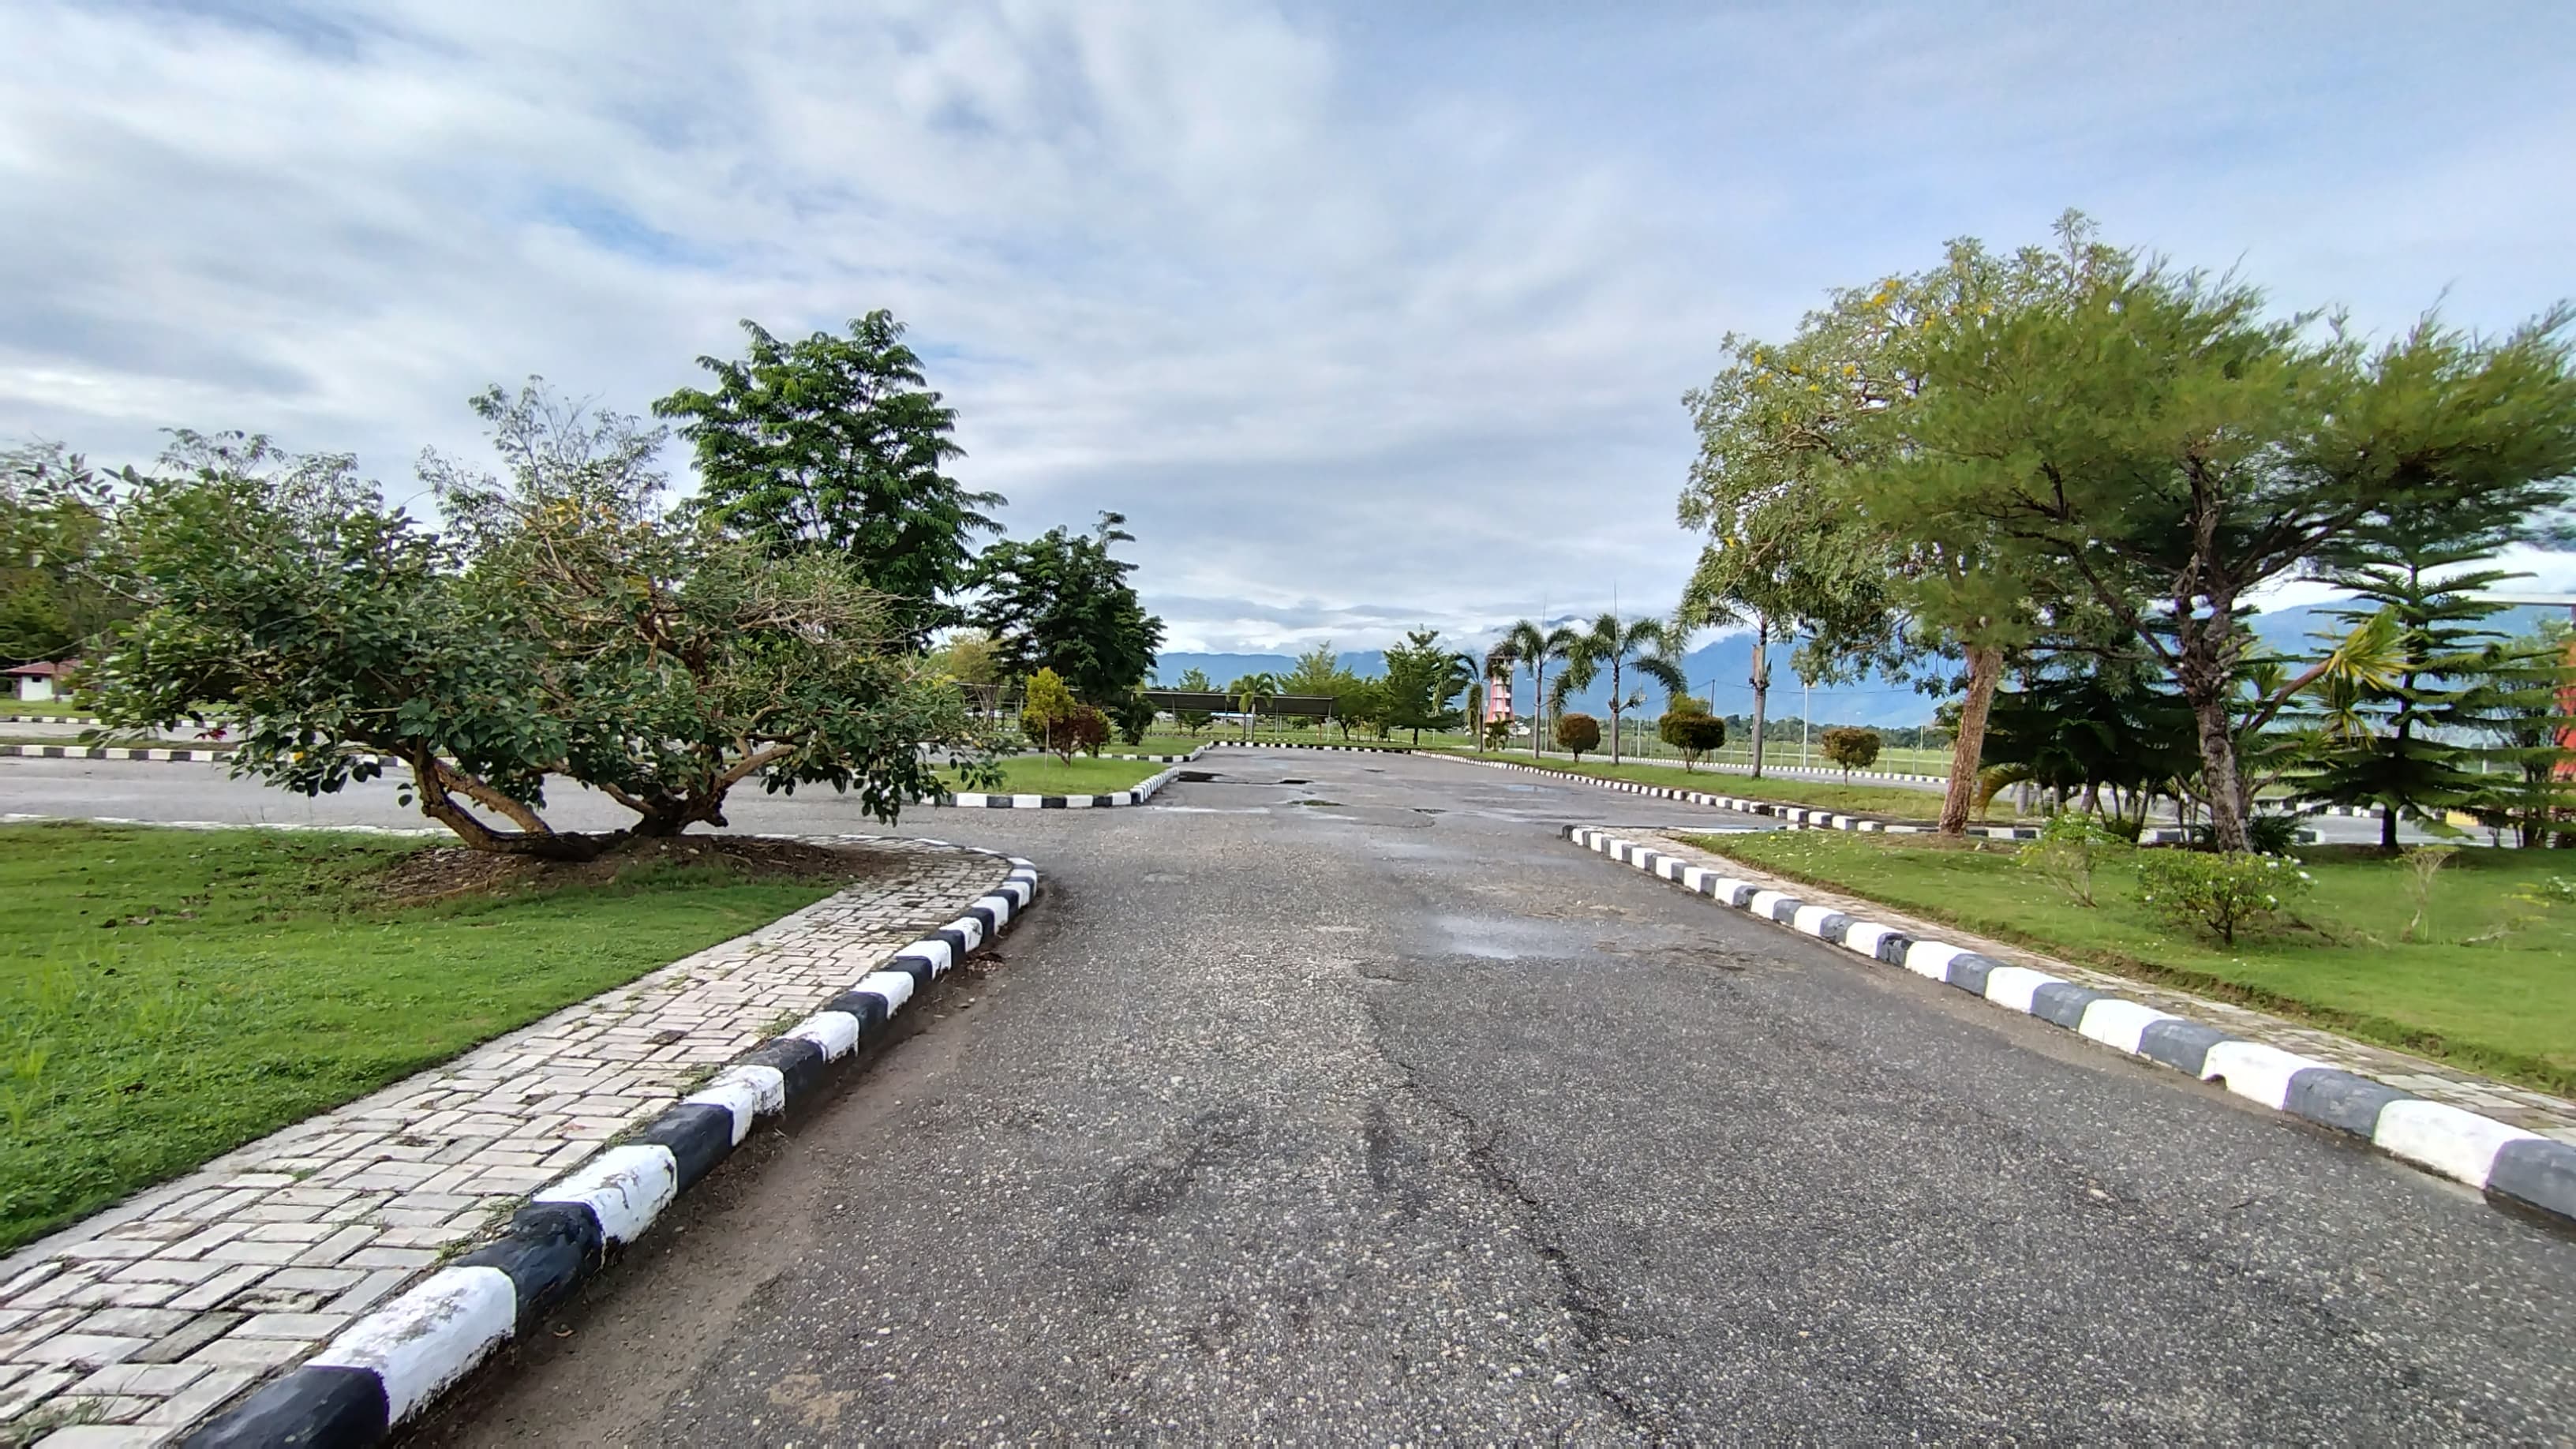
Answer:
[2,0,2570,651]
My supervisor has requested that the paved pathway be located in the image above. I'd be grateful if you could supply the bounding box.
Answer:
[0,836,1007,1445]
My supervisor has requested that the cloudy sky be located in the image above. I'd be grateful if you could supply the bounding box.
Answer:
[5,1,2573,650]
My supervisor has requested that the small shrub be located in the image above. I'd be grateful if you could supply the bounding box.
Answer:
[1108,691,1156,747]
[2135,850,2313,945]
[1658,708,1727,772]
[2017,811,2128,908]
[1819,725,1881,780]
[1061,704,1109,759]
[1556,712,1601,762]
[2398,844,2458,942]
[1482,717,1511,751]
[2189,812,2305,855]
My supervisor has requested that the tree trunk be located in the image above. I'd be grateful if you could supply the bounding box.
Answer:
[1747,617,1770,779]
[2381,803,2400,852]
[1938,645,2002,836]
[1608,660,1623,768]
[1530,667,1545,759]
[409,750,603,859]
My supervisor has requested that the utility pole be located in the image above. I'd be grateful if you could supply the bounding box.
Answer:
[1802,675,1810,769]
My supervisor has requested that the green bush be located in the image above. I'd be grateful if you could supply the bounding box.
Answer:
[1819,725,1882,779]
[2191,811,2306,855]
[1657,709,1728,771]
[1482,717,1512,750]
[1556,712,1601,762]
[2016,811,2129,907]
[2135,849,2314,945]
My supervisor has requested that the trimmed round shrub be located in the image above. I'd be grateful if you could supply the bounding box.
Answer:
[1658,710,1727,771]
[1556,712,1601,760]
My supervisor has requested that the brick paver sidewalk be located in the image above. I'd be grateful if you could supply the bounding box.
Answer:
[0,833,1009,1446]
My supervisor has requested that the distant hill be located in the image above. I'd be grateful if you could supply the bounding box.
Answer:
[1155,601,2573,731]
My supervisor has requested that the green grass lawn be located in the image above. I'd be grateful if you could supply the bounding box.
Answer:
[0,697,89,718]
[0,822,850,1251]
[1678,829,2576,1095]
[1458,751,2020,822]
[942,754,1167,795]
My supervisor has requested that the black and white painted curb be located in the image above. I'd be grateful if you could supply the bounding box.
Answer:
[1562,824,2576,1229]
[0,713,104,725]
[180,854,1041,1448]
[2,742,239,763]
[1441,754,2042,840]
[1204,739,1417,753]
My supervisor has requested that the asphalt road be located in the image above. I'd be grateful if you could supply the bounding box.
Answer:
[8,750,2574,1441]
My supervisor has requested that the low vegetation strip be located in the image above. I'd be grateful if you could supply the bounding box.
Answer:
[1566,825,2576,1229]
[1676,829,2576,1097]
[935,753,1169,798]
[0,822,879,1252]
[1448,750,2030,823]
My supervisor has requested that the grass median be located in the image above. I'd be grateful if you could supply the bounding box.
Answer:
[940,754,1167,796]
[0,821,879,1251]
[1678,829,2576,1095]
[1458,751,2021,822]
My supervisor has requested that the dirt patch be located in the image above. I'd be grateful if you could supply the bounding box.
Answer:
[375,835,908,905]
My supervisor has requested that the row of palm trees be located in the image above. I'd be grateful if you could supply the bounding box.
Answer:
[1481,612,1692,767]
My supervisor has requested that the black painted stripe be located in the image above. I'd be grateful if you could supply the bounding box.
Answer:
[1944,953,2001,996]
[177,1363,390,1448]
[2281,1067,2414,1139]
[822,990,892,1033]
[2136,1019,2234,1076]
[628,1102,739,1191]
[2488,1139,2576,1222]
[738,1037,827,1104]
[2028,981,2104,1030]
[454,1201,605,1324]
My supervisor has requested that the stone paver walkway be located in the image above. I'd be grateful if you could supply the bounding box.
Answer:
[0,834,1009,1447]
[1645,830,2576,1144]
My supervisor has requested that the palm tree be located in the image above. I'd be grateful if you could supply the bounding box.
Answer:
[1552,612,1690,767]
[1227,671,1279,741]
[1501,619,1576,760]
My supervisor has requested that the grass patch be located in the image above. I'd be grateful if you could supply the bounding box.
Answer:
[0,822,862,1250]
[0,698,90,718]
[1462,751,2019,822]
[941,754,1165,795]
[1678,829,2576,1094]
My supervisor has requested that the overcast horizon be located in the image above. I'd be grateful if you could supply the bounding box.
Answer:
[6,2,2574,652]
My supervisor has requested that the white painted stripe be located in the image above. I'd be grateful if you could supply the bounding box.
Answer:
[683,1065,788,1144]
[2372,1100,2540,1189]
[1901,940,1963,981]
[1711,878,1754,904]
[1012,794,1046,807]
[1062,794,1095,807]
[1657,857,1687,882]
[1747,889,1789,919]
[943,916,987,949]
[1790,904,1839,937]
[1679,865,1711,892]
[788,1009,862,1060]
[2199,1040,2321,1110]
[1842,921,1890,958]
[858,968,916,1013]
[534,1144,679,1245]
[904,939,955,975]
[310,1265,516,1424]
[974,893,1015,925]
[1980,965,2059,1013]
[2075,998,2177,1055]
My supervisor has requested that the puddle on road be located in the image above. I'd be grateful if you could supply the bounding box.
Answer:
[1428,912,1582,961]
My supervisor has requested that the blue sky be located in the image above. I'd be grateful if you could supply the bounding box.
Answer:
[4,1,2573,650]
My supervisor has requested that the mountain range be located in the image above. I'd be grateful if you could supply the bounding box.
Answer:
[1153,602,2573,728]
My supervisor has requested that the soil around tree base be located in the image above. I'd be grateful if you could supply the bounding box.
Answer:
[375,833,910,904]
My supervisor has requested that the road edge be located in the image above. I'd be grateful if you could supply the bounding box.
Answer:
[1559,822,2576,1232]
[178,854,1043,1448]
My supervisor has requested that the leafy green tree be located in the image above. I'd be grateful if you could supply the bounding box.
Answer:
[1819,725,1882,780]
[0,444,126,665]
[2470,623,2574,848]
[1282,642,1342,697]
[1980,657,2198,835]
[1171,666,1217,732]
[88,395,993,858]
[1331,674,1388,739]
[1498,620,1576,759]
[1019,667,1095,762]
[1382,628,1465,744]
[1658,699,1726,771]
[1226,670,1279,738]
[654,313,1004,646]
[969,512,1166,706]
[1874,223,2576,849]
[1550,612,1688,766]
[1108,689,1157,747]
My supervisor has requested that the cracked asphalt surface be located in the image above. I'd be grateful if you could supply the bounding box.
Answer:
[9,749,2576,1442]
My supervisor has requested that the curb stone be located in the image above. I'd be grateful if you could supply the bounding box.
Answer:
[934,746,1210,808]
[1204,739,1417,754]
[175,852,1041,1447]
[1560,823,2576,1230]
[1435,754,2041,840]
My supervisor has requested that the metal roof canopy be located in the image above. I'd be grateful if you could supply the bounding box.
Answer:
[1144,689,1338,717]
